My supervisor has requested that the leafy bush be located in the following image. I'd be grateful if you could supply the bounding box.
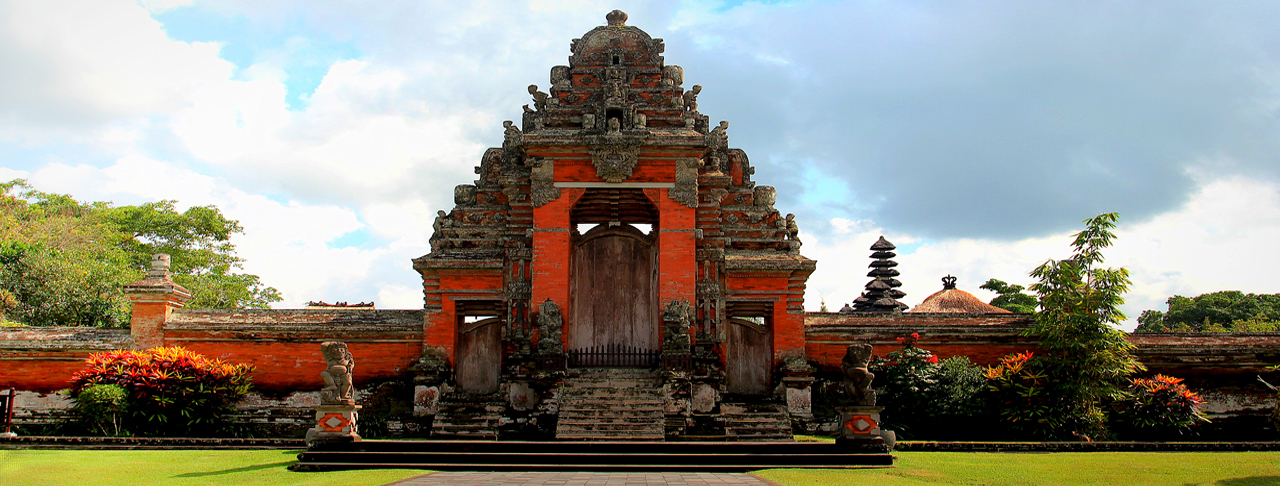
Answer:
[75,384,129,436]
[984,351,1065,439]
[68,346,254,437]
[873,333,985,439]
[1113,374,1209,439]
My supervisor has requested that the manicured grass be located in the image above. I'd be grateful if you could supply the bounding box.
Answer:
[0,449,425,486]
[756,451,1280,486]
[4,449,1280,485]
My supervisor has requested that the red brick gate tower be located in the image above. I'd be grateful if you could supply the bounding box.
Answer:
[413,11,813,439]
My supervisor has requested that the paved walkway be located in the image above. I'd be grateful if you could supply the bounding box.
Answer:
[385,472,779,486]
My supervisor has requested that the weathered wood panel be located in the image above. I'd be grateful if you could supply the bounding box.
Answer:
[726,317,771,395]
[456,317,502,394]
[570,225,659,353]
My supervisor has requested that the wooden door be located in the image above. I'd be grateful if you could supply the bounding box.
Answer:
[570,225,659,353]
[726,317,771,395]
[456,317,502,394]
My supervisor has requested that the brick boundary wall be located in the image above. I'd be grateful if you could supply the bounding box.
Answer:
[1,308,423,434]
[5,308,1280,438]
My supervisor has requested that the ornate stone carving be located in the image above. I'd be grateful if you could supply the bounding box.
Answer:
[663,65,683,86]
[536,299,564,355]
[841,344,876,406]
[528,158,559,208]
[662,300,694,354]
[785,213,801,253]
[455,185,477,205]
[319,342,356,405]
[550,65,570,90]
[707,121,728,150]
[753,185,776,208]
[669,158,700,208]
[683,85,702,113]
[429,210,454,251]
[588,145,640,183]
[502,121,521,150]
[524,85,549,113]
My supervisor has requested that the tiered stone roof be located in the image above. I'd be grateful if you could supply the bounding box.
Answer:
[851,236,908,312]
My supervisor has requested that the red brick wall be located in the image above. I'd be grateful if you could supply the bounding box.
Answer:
[803,312,1039,370]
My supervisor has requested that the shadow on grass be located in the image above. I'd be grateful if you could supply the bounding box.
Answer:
[1217,477,1280,486]
[173,460,296,478]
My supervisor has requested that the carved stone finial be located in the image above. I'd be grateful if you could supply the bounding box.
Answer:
[606,10,628,26]
[942,275,957,290]
[148,254,171,277]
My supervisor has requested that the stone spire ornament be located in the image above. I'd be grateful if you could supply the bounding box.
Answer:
[851,236,908,312]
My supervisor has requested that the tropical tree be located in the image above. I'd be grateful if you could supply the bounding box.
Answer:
[1136,291,1280,333]
[1026,212,1144,439]
[0,180,280,326]
[979,278,1038,313]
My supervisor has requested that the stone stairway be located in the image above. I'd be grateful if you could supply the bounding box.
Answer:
[722,402,793,441]
[430,397,505,440]
[556,368,665,440]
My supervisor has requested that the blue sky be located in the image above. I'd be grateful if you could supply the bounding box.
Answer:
[2,1,1279,328]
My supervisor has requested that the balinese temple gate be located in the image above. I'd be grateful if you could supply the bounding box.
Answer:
[412,11,814,440]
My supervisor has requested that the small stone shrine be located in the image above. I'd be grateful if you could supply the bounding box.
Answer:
[306,342,361,444]
[411,10,815,440]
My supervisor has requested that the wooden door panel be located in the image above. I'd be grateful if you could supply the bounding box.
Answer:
[571,225,658,353]
[726,318,771,395]
[456,317,502,394]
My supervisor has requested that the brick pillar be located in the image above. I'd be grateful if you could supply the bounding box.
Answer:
[123,254,191,350]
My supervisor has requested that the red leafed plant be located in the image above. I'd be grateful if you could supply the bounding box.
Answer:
[69,346,254,436]
[984,351,1065,438]
[1116,374,1209,438]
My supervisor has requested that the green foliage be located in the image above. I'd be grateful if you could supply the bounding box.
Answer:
[979,278,1038,313]
[0,180,280,326]
[872,333,986,439]
[1025,212,1144,438]
[1135,291,1280,333]
[68,346,255,437]
[74,384,130,437]
[983,351,1064,438]
[1113,374,1209,440]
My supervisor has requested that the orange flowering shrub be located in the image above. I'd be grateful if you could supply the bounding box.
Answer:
[984,351,1064,438]
[69,346,254,436]
[1116,374,1209,438]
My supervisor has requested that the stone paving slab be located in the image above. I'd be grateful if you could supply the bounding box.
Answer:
[385,472,781,486]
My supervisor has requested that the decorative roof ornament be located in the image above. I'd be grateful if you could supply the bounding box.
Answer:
[909,276,1011,314]
[606,9,628,26]
[851,236,908,312]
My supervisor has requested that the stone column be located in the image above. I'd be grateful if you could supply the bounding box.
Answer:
[122,254,191,350]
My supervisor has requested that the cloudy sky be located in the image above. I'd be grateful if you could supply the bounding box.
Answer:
[3,1,1278,329]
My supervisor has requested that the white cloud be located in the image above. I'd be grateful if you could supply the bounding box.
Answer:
[803,175,1280,331]
[0,1,233,140]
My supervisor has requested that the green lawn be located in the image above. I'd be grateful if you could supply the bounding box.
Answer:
[757,451,1280,486]
[3,449,1280,486]
[0,449,423,486]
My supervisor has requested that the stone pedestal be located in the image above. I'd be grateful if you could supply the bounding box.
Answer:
[305,404,362,445]
[836,405,886,449]
[781,376,814,418]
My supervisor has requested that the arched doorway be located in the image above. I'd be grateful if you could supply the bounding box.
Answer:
[568,189,660,366]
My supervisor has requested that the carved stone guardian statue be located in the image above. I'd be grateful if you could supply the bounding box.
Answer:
[306,342,361,445]
[536,299,564,355]
[836,343,889,450]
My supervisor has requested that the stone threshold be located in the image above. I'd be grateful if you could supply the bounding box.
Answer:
[897,441,1280,452]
